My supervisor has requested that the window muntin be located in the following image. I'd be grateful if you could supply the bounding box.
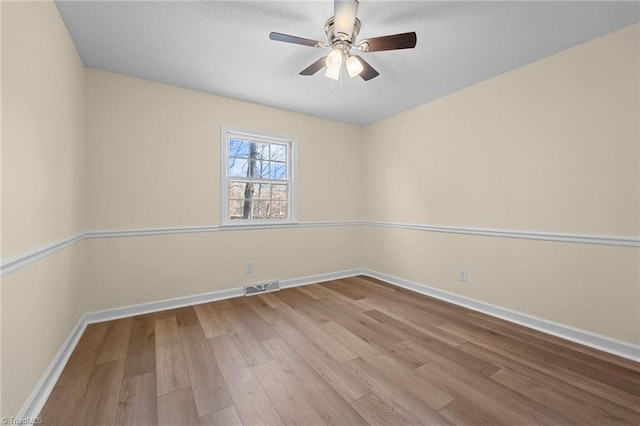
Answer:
[222,127,295,225]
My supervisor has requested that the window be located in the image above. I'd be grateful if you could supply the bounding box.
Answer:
[221,126,296,226]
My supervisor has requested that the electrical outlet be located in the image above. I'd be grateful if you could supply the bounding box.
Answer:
[458,268,468,283]
[245,261,254,274]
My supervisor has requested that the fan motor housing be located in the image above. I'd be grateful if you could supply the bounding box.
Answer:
[324,16,361,45]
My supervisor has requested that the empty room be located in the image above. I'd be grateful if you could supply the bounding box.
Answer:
[1,0,639,424]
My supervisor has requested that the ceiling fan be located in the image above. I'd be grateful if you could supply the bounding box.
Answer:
[269,0,417,82]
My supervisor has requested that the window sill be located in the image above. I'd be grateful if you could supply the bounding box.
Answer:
[220,220,300,230]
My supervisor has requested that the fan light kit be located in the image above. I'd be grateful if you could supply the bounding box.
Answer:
[269,0,417,82]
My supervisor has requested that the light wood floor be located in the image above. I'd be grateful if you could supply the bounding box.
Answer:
[40,276,640,425]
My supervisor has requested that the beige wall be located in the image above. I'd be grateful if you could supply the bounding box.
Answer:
[1,1,86,416]
[85,69,363,311]
[86,227,360,311]
[362,24,640,344]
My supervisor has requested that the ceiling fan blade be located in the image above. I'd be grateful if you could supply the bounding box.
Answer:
[299,57,327,76]
[353,55,379,81]
[269,32,326,48]
[334,0,359,41]
[358,32,417,52]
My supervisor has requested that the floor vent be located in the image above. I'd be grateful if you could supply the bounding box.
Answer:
[244,280,280,296]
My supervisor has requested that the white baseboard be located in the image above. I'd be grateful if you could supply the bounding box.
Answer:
[362,269,640,362]
[279,268,365,289]
[18,267,639,419]
[84,287,244,324]
[16,317,87,421]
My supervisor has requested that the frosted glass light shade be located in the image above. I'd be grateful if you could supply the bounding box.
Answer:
[346,55,363,77]
[324,65,340,80]
[326,49,343,67]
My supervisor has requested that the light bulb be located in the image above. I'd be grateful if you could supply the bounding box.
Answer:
[346,55,363,77]
[324,65,340,80]
[326,48,343,68]
[324,48,343,81]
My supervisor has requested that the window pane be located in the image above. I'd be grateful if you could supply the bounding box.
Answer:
[271,184,287,201]
[270,201,287,219]
[255,159,270,178]
[270,162,286,180]
[270,144,287,161]
[253,183,271,200]
[229,139,249,158]
[229,181,248,199]
[251,201,270,219]
[253,142,269,160]
[228,158,248,177]
[229,199,249,220]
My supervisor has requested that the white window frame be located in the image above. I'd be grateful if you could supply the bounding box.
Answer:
[221,125,297,227]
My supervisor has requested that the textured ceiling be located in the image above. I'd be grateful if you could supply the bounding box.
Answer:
[56,1,639,126]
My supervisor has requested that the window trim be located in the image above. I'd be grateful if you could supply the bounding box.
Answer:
[220,125,297,227]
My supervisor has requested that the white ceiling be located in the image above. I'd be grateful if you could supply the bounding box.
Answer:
[56,1,639,126]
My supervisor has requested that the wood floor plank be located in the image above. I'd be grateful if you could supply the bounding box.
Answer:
[490,367,630,425]
[363,301,467,347]
[257,292,287,308]
[193,302,226,339]
[474,325,640,396]
[218,305,274,366]
[295,284,326,300]
[345,276,399,294]
[322,321,455,411]
[440,321,640,411]
[277,303,358,364]
[324,279,367,300]
[77,358,126,425]
[199,405,243,426]
[488,319,640,371]
[458,341,640,424]
[354,279,498,330]
[397,337,500,378]
[438,399,504,425]
[263,337,369,426]
[247,293,286,325]
[314,295,409,346]
[157,387,200,426]
[275,288,332,326]
[299,282,367,312]
[252,360,327,425]
[40,348,100,425]
[75,322,109,352]
[311,298,426,369]
[492,323,640,390]
[116,372,158,426]
[97,317,133,364]
[343,357,451,425]
[123,314,156,379]
[272,318,369,402]
[351,392,413,426]
[209,334,284,426]
[155,317,191,396]
[313,282,371,310]
[233,302,280,342]
[175,306,201,327]
[153,308,180,321]
[179,324,233,417]
[362,296,449,330]
[415,355,574,425]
